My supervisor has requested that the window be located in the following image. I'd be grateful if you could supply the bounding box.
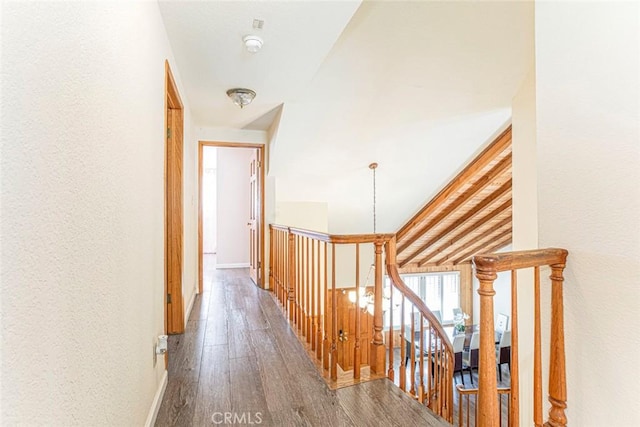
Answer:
[384,271,461,326]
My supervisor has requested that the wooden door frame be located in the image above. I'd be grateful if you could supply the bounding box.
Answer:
[198,141,266,293]
[165,61,184,335]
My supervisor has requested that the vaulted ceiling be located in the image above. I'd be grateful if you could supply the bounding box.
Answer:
[158,1,533,235]
[396,127,512,269]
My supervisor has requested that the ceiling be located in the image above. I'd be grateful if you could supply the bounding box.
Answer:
[395,127,512,269]
[158,1,533,235]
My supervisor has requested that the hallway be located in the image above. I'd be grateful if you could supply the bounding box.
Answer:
[155,255,449,426]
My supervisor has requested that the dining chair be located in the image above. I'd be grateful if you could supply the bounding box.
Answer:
[463,331,480,385]
[496,329,511,382]
[452,334,466,385]
[495,313,509,342]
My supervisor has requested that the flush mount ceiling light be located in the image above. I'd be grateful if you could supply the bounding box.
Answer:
[243,35,263,53]
[226,88,256,109]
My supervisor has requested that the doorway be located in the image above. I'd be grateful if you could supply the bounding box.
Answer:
[198,141,265,293]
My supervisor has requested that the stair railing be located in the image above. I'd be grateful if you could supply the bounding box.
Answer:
[385,237,454,422]
[269,224,393,382]
[472,248,568,427]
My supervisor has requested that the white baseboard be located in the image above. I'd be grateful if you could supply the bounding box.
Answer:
[184,285,197,323]
[216,263,250,269]
[144,370,168,427]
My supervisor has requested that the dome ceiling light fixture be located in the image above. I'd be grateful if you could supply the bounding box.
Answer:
[226,88,256,109]
[243,35,263,53]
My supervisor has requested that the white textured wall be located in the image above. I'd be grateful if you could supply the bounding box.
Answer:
[511,67,539,425]
[216,148,253,267]
[1,2,196,425]
[536,2,640,425]
[202,147,218,254]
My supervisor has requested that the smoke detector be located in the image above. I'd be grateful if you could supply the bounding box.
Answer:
[243,35,263,53]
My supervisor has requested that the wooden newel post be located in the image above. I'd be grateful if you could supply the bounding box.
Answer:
[370,240,386,374]
[474,259,499,427]
[287,231,296,322]
[545,261,568,427]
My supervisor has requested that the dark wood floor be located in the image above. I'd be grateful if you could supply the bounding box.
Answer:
[155,255,450,426]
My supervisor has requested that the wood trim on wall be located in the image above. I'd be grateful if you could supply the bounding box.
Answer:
[198,140,266,292]
[165,60,184,335]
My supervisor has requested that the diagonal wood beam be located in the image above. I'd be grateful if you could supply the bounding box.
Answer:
[398,179,512,267]
[397,153,512,255]
[446,227,513,266]
[397,126,512,241]
[456,234,513,265]
[430,216,513,266]
[412,198,512,267]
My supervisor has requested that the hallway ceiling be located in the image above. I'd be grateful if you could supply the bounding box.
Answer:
[159,1,533,234]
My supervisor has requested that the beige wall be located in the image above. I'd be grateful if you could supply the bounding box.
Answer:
[536,2,640,425]
[0,2,196,425]
[216,148,253,267]
[511,66,539,425]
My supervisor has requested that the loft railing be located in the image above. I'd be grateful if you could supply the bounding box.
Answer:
[472,248,569,427]
[457,385,511,427]
[269,225,394,381]
[385,237,455,421]
[269,226,454,423]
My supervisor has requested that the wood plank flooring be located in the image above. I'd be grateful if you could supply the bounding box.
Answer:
[155,255,449,427]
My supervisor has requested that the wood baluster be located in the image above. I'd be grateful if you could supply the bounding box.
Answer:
[311,239,316,351]
[288,230,295,322]
[269,226,274,293]
[418,315,425,403]
[385,238,396,382]
[370,240,385,374]
[410,311,416,397]
[510,270,519,427]
[546,262,568,427]
[354,243,361,380]
[323,242,329,371]
[387,276,394,381]
[330,243,338,381]
[316,240,323,360]
[399,293,406,392]
[475,262,499,427]
[534,266,543,427]
[306,237,311,342]
[298,235,303,331]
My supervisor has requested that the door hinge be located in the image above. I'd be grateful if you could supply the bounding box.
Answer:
[257,160,261,168]
[167,293,172,304]
[167,128,171,139]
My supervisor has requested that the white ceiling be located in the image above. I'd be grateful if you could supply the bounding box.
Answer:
[159,1,534,234]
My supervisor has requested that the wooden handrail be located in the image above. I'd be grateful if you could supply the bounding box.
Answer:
[386,247,453,353]
[275,224,394,244]
[386,236,454,421]
[474,248,567,273]
[472,248,569,427]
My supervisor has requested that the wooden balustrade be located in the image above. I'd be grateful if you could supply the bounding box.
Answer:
[269,224,393,385]
[457,385,511,427]
[472,248,568,427]
[271,227,568,427]
[385,237,455,422]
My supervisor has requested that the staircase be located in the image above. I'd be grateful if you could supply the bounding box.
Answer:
[268,125,569,427]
